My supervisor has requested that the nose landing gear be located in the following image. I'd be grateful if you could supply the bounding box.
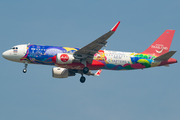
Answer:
[23,69,27,73]
[23,63,28,73]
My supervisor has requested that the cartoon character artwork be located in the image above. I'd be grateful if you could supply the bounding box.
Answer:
[94,50,109,64]
[63,47,79,53]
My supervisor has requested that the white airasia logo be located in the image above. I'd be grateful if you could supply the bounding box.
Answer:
[60,54,69,62]
[151,44,168,53]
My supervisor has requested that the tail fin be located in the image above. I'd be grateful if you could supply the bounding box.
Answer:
[142,30,175,56]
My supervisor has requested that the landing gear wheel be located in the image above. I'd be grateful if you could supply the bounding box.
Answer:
[23,63,28,73]
[83,67,89,74]
[23,69,27,73]
[80,76,86,83]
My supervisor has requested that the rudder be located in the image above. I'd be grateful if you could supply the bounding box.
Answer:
[142,30,175,56]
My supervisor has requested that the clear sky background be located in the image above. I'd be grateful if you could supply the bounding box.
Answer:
[0,0,180,120]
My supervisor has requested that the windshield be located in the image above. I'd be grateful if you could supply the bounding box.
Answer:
[11,47,18,49]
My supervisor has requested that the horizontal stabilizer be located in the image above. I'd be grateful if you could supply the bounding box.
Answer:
[154,51,177,61]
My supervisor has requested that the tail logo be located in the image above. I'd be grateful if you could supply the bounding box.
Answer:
[151,44,168,53]
[60,54,69,62]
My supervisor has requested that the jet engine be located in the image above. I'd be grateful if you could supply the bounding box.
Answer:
[53,53,75,64]
[52,67,75,78]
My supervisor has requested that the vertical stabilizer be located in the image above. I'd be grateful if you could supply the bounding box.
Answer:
[142,30,175,56]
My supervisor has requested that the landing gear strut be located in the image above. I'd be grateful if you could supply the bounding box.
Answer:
[23,63,28,73]
[81,59,89,74]
[80,76,86,83]
[80,59,89,83]
[83,67,89,74]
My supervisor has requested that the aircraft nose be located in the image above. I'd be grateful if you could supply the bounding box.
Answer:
[2,51,9,59]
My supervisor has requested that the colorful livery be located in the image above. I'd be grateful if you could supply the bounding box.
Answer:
[2,21,177,83]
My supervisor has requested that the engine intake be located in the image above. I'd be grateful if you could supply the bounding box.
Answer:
[52,67,75,78]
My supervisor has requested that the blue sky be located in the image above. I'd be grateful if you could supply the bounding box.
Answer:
[0,0,180,120]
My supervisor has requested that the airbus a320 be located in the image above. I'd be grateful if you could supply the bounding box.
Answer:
[2,21,177,83]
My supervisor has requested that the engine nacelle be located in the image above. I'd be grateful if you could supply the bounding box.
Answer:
[55,53,75,64]
[52,67,75,78]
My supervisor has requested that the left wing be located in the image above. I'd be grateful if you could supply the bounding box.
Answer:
[74,21,120,63]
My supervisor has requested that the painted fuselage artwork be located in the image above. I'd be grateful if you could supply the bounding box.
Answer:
[20,45,173,70]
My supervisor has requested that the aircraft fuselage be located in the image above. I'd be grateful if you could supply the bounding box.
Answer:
[3,44,177,71]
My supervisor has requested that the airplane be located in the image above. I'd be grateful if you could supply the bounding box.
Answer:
[2,21,177,83]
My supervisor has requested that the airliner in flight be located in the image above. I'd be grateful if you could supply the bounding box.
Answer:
[2,21,177,83]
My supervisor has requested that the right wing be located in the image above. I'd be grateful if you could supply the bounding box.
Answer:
[74,21,120,63]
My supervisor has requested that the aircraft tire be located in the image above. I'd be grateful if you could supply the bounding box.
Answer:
[23,69,27,73]
[80,76,86,83]
[83,67,89,74]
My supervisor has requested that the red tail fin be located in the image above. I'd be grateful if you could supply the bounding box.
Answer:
[142,30,175,56]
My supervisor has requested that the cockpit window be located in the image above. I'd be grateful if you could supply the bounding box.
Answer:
[11,47,18,49]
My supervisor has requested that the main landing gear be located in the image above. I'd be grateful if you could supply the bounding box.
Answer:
[79,59,89,83]
[79,67,89,83]
[23,63,28,73]
[80,76,86,83]
[83,67,89,74]
[81,59,89,74]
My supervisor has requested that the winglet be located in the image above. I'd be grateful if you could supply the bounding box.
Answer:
[94,69,102,76]
[111,21,120,31]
